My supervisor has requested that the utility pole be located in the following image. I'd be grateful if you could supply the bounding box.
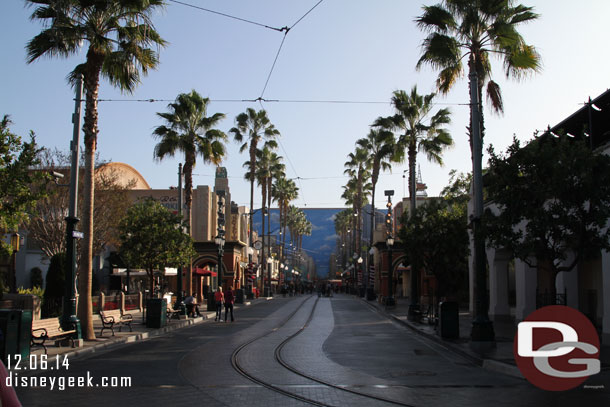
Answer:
[469,61,495,342]
[61,74,83,339]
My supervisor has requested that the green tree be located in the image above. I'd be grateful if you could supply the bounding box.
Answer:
[485,135,610,300]
[26,0,167,340]
[0,115,46,259]
[374,87,452,218]
[118,199,195,299]
[229,108,280,245]
[43,253,66,317]
[398,177,469,301]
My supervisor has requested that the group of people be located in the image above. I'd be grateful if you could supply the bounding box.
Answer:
[181,286,235,322]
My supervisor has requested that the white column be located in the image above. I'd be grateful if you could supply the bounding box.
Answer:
[601,250,610,345]
[515,258,537,321]
[489,248,511,320]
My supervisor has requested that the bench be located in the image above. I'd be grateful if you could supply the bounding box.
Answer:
[99,309,133,336]
[31,318,76,355]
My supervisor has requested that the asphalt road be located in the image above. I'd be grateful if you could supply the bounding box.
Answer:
[14,294,610,406]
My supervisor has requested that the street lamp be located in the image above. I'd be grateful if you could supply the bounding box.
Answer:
[384,190,395,308]
[386,235,395,307]
[267,256,273,296]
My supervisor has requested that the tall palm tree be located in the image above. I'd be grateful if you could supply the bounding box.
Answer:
[230,108,280,246]
[357,128,397,250]
[416,1,540,339]
[343,148,371,263]
[374,87,452,218]
[26,0,166,340]
[416,0,540,149]
[153,90,227,294]
[272,176,298,257]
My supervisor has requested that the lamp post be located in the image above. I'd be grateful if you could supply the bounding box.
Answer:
[61,74,83,339]
[386,235,395,307]
[384,190,395,307]
[357,256,363,296]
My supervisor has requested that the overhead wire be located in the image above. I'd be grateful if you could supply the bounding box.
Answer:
[167,0,285,32]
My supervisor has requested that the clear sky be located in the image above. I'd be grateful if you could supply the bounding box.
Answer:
[2,0,610,211]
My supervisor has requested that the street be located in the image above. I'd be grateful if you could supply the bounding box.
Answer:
[16,295,610,406]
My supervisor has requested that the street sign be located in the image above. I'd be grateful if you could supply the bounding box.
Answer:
[72,231,84,239]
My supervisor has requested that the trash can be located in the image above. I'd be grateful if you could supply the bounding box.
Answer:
[0,309,31,364]
[207,295,217,311]
[146,299,166,328]
[439,302,459,339]
[235,289,244,304]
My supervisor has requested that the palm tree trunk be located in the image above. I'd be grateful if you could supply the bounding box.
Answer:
[408,144,417,218]
[261,180,266,293]
[77,56,102,341]
[249,141,257,246]
[267,178,272,237]
[183,154,194,296]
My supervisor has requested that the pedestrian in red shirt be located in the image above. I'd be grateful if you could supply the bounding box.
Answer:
[224,287,235,322]
[214,287,224,321]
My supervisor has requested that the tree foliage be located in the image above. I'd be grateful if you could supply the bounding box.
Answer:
[485,136,610,277]
[0,115,47,257]
[118,199,195,297]
[27,149,134,258]
[398,174,470,299]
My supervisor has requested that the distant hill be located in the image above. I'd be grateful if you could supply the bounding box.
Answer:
[253,208,344,278]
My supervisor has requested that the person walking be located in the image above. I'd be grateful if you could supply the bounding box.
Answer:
[214,287,224,321]
[224,286,235,322]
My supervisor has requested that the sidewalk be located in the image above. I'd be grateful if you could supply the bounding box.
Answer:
[29,297,274,363]
[362,296,610,379]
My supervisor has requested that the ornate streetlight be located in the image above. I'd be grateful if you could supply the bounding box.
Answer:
[384,190,395,307]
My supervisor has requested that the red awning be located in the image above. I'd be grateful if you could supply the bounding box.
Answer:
[194,267,217,277]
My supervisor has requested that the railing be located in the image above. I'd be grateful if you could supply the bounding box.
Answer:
[125,294,140,311]
[536,288,567,308]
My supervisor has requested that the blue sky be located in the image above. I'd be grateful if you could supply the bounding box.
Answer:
[2,1,610,211]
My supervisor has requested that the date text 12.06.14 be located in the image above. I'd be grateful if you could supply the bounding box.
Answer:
[7,355,69,371]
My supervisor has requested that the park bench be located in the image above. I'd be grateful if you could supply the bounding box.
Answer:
[31,318,76,355]
[99,309,133,337]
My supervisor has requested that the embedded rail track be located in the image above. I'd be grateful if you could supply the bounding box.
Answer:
[231,295,417,407]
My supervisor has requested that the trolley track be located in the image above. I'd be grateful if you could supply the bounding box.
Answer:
[231,295,418,407]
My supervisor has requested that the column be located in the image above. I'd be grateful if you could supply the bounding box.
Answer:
[515,259,537,321]
[489,248,511,320]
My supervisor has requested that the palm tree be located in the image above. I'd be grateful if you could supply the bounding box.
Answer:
[374,87,452,218]
[343,148,372,266]
[153,90,227,294]
[272,176,298,258]
[416,0,540,149]
[26,0,166,340]
[357,127,397,251]
[229,108,280,246]
[416,1,540,339]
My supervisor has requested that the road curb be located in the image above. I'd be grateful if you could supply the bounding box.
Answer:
[33,297,270,365]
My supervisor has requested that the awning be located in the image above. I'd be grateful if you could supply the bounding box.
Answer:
[194,267,217,277]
